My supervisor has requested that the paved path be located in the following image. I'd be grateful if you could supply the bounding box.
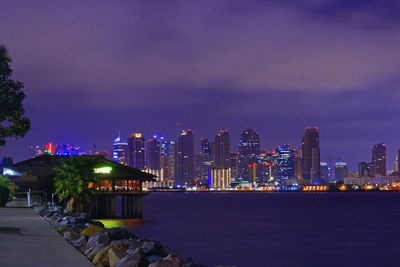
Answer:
[0,207,93,267]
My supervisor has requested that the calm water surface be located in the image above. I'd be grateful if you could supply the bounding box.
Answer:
[102,192,400,267]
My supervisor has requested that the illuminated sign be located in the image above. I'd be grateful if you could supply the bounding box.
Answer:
[93,167,112,174]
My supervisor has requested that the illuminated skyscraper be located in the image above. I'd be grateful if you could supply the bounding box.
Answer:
[273,145,295,184]
[113,133,128,165]
[335,162,348,182]
[320,162,328,184]
[146,137,161,170]
[176,130,194,186]
[294,148,303,179]
[372,143,386,176]
[358,162,369,177]
[238,129,260,182]
[127,133,145,169]
[200,138,212,161]
[212,130,230,168]
[301,127,320,183]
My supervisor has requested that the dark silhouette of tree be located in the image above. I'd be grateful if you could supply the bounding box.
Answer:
[0,46,31,146]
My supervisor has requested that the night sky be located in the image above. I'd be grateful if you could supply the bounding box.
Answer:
[1,0,399,170]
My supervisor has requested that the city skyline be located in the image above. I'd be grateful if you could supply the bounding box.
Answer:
[1,0,400,171]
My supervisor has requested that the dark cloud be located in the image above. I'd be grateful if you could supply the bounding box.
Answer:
[0,0,399,170]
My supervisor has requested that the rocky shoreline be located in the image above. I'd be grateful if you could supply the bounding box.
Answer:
[33,203,207,267]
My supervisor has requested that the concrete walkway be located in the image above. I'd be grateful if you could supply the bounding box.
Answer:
[0,207,93,267]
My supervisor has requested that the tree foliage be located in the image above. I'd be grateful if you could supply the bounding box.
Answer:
[54,157,98,214]
[0,46,31,146]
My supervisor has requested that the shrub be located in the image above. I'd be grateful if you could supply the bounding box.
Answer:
[0,185,10,207]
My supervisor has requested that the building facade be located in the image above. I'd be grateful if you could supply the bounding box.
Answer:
[302,127,320,183]
[175,130,194,186]
[238,129,260,182]
[372,143,386,176]
[127,133,145,170]
[113,134,128,165]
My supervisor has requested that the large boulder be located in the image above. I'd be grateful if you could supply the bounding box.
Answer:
[64,231,80,241]
[84,232,110,260]
[92,240,129,267]
[107,227,135,241]
[72,236,88,249]
[149,254,184,267]
[81,224,103,237]
[115,248,146,267]
[108,247,128,267]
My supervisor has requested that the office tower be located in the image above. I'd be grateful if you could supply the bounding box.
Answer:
[335,162,348,182]
[211,167,231,189]
[212,130,230,168]
[372,143,386,176]
[320,162,329,184]
[238,129,260,182]
[396,149,400,172]
[199,138,213,183]
[200,138,212,161]
[302,127,320,183]
[113,133,128,165]
[230,153,239,182]
[167,141,176,181]
[127,133,145,169]
[146,137,161,170]
[260,151,275,183]
[273,145,295,184]
[294,148,303,179]
[176,130,194,186]
[358,162,369,177]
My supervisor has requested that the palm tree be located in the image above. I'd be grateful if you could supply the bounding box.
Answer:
[54,157,98,215]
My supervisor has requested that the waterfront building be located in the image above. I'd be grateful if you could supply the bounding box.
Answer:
[146,137,161,170]
[238,129,260,182]
[301,127,320,183]
[127,133,145,170]
[176,130,194,186]
[345,175,400,187]
[294,148,303,179]
[211,167,231,189]
[113,134,128,165]
[335,162,348,182]
[168,141,176,181]
[273,145,295,184]
[358,162,369,177]
[212,130,230,169]
[320,162,328,184]
[372,143,386,176]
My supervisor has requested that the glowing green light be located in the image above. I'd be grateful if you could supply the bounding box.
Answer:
[93,166,112,174]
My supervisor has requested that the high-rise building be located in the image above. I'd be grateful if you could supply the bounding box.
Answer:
[238,129,260,182]
[212,130,230,168]
[176,130,194,186]
[301,127,320,183]
[146,137,161,170]
[320,162,329,184]
[358,162,369,177]
[127,133,145,169]
[395,149,400,173]
[167,141,176,181]
[113,133,128,165]
[229,152,239,182]
[211,167,231,189]
[273,145,295,184]
[294,148,303,179]
[335,162,348,182]
[200,138,212,161]
[260,151,275,183]
[372,143,386,176]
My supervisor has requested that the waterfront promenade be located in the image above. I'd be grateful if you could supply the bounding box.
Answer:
[0,207,93,267]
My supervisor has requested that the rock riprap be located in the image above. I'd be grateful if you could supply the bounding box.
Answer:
[33,204,206,267]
